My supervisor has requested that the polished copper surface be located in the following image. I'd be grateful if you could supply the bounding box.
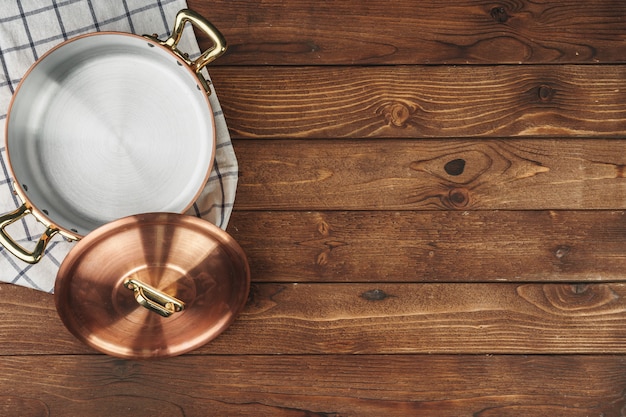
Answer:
[54,213,250,359]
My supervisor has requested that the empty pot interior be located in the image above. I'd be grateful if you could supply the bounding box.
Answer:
[6,33,215,236]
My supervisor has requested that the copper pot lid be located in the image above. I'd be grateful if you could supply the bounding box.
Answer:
[54,212,250,359]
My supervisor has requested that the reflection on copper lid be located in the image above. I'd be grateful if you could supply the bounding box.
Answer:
[55,212,250,359]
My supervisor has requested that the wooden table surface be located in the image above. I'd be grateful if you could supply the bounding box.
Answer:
[3,1,626,415]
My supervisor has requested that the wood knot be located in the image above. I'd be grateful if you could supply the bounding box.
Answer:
[444,159,466,176]
[447,188,470,208]
[377,101,416,128]
[315,219,348,266]
[490,6,510,23]
[360,289,392,301]
[517,284,620,316]
[318,220,331,236]
[410,150,490,185]
[555,245,571,260]
[548,284,619,312]
[538,84,555,102]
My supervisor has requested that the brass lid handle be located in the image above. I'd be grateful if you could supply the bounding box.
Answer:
[124,278,185,318]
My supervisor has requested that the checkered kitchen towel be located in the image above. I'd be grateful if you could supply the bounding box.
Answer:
[0,0,237,292]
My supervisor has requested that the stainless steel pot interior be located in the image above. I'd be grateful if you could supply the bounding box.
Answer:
[6,33,216,237]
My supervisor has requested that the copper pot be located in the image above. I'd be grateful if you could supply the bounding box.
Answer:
[0,9,226,264]
[54,213,250,359]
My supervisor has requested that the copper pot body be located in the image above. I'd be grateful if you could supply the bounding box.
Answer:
[54,212,250,359]
[0,9,227,264]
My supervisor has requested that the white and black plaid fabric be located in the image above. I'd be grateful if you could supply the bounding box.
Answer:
[0,0,238,292]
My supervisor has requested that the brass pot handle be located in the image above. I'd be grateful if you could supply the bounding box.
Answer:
[167,8,227,72]
[146,9,227,93]
[124,278,185,318]
[0,204,58,264]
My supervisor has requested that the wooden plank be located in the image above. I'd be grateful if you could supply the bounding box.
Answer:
[189,0,626,65]
[0,284,86,354]
[228,210,626,282]
[210,282,626,354]
[4,282,626,355]
[0,354,625,416]
[209,66,626,139]
[233,139,626,210]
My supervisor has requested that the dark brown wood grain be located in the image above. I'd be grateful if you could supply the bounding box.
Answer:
[190,0,626,65]
[0,354,625,416]
[215,282,626,354]
[233,139,626,210]
[227,210,626,283]
[4,1,626,415]
[3,282,626,355]
[210,66,626,139]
